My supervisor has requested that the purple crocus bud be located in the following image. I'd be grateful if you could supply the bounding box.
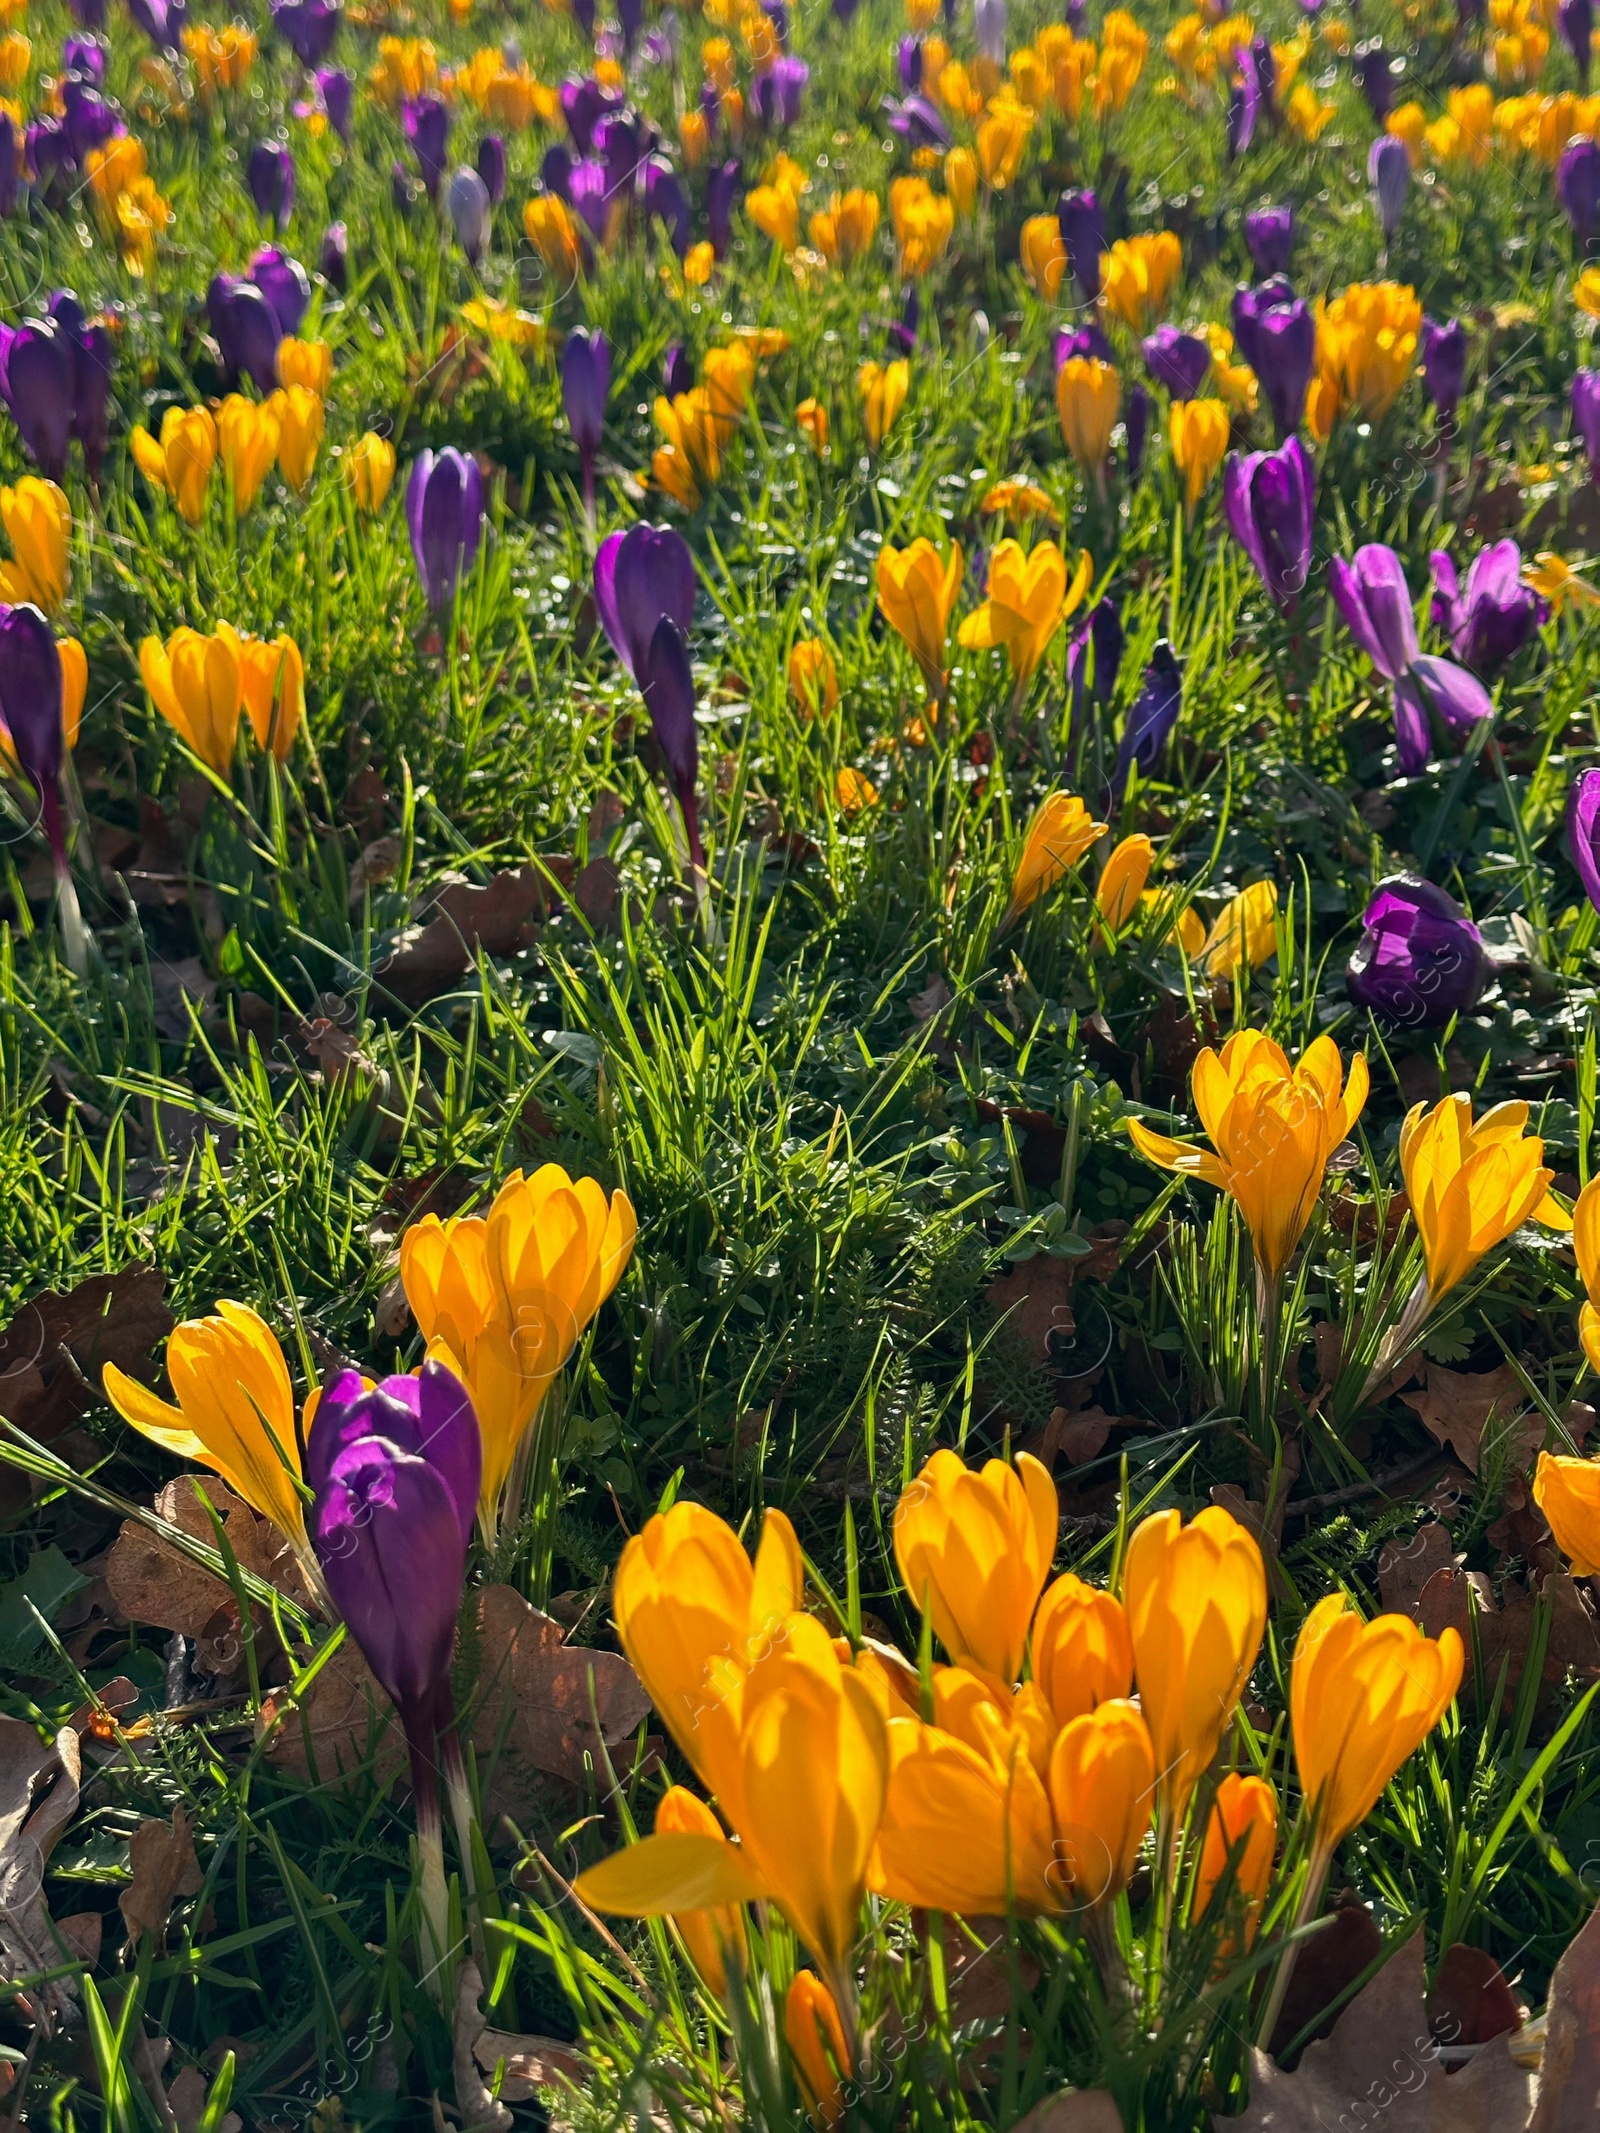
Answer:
[208,273,282,393]
[642,157,690,254]
[762,0,788,46]
[1110,641,1182,801]
[1243,203,1293,277]
[319,220,348,290]
[0,113,18,220]
[317,65,352,140]
[899,35,923,89]
[1420,316,1467,427]
[1068,595,1124,748]
[406,448,484,614]
[1355,43,1393,120]
[1574,369,1600,483]
[594,111,644,203]
[888,285,920,358]
[447,165,491,264]
[884,92,950,151]
[1331,544,1418,681]
[390,158,415,217]
[1125,382,1150,480]
[593,520,696,681]
[247,245,310,334]
[640,615,701,864]
[68,0,108,27]
[247,141,295,231]
[47,290,113,483]
[1560,137,1600,249]
[27,121,73,209]
[561,76,620,156]
[1570,768,1600,913]
[541,143,574,202]
[273,0,340,68]
[1560,0,1593,85]
[1250,35,1277,109]
[563,326,609,518]
[403,95,450,201]
[571,0,595,40]
[1054,322,1115,369]
[771,53,809,123]
[664,343,693,397]
[309,1364,479,1723]
[1345,876,1489,1025]
[476,132,506,205]
[1429,540,1546,676]
[1227,48,1261,158]
[125,0,184,52]
[1223,436,1316,607]
[617,0,642,51]
[1369,133,1410,238]
[570,158,610,242]
[707,157,740,257]
[0,322,76,480]
[1232,279,1314,438]
[1391,655,1493,770]
[62,35,108,83]
[0,603,67,863]
[1143,325,1211,400]
[1058,187,1106,302]
[61,82,118,167]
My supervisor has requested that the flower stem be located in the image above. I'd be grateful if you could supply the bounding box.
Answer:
[403,1697,453,2005]
[1254,1840,1331,2052]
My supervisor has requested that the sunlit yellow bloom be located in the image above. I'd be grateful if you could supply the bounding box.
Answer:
[130,405,218,525]
[835,765,878,812]
[523,193,582,279]
[86,132,148,220]
[943,144,979,219]
[701,33,737,90]
[277,337,333,396]
[795,397,829,453]
[680,107,710,168]
[1386,99,1427,164]
[894,1448,1057,1685]
[461,298,547,351]
[1048,30,1096,116]
[1168,397,1230,521]
[654,1787,742,1997]
[1020,213,1067,299]
[1007,43,1048,106]
[1399,1093,1570,1303]
[1200,323,1258,414]
[889,174,954,276]
[1271,24,1310,92]
[977,91,1033,189]
[858,358,909,449]
[1099,231,1182,331]
[1129,1028,1368,1283]
[1124,1505,1267,1819]
[368,34,440,108]
[269,386,323,495]
[346,431,397,513]
[747,163,805,250]
[1002,791,1104,927]
[182,20,256,92]
[1292,1594,1462,1857]
[1141,887,1208,958]
[1534,1450,1600,1574]
[786,1972,848,2129]
[682,240,715,286]
[111,173,173,277]
[1577,267,1600,321]
[102,1303,312,1564]
[652,385,728,511]
[1056,357,1121,487]
[1306,282,1421,440]
[1286,80,1336,138]
[0,478,69,611]
[980,478,1058,522]
[1199,878,1279,979]
[1527,550,1600,611]
[875,536,963,691]
[1092,7,1148,114]
[809,187,880,267]
[957,539,1092,683]
[1193,1772,1276,1947]
[0,30,27,87]
[1030,1571,1132,1724]
[1096,832,1155,929]
[401,1167,635,1531]
[789,639,839,716]
[139,626,243,777]
[237,634,304,762]
[215,395,281,516]
[1574,1176,1600,1375]
[935,58,984,120]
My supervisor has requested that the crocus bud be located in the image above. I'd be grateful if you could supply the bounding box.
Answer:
[1561,137,1600,250]
[642,157,690,254]
[1572,767,1600,914]
[446,165,491,264]
[247,245,310,334]
[663,342,693,398]
[1355,42,1393,120]
[318,220,348,290]
[707,157,740,256]
[63,36,109,85]
[0,602,66,859]
[593,520,696,681]
[1345,875,1489,1025]
[541,143,574,202]
[1231,278,1313,438]
[0,322,77,480]
[639,614,702,863]
[476,131,506,204]
[47,291,113,485]
[561,76,620,156]
[208,274,282,394]
[1429,538,1545,676]
[563,326,609,518]
[406,447,484,614]
[403,94,450,200]
[888,285,920,358]
[898,35,923,88]
[247,140,295,230]
[1368,133,1409,239]
[1227,54,1260,158]
[1057,187,1106,302]
[1420,315,1467,428]
[317,65,352,139]
[61,83,117,166]
[273,0,340,67]
[1125,380,1150,479]
[1574,369,1600,484]
[1068,595,1124,747]
[617,0,642,49]
[1143,324,1211,400]
[1110,641,1182,799]
[1560,0,1593,85]
[1224,436,1315,607]
[1243,203,1293,277]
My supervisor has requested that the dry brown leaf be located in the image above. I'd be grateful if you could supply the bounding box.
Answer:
[1427,1944,1524,2046]
[120,1807,203,1949]
[104,1477,308,1675]
[467,1585,649,1817]
[1530,1885,1600,2131]
[1233,1930,1535,2130]
[1418,1567,1600,1710]
[452,1961,513,2131]
[473,2029,584,2104]
[1035,1405,1114,1471]
[1008,2091,1122,2133]
[54,1912,102,1968]
[987,1257,1076,1374]
[1379,1523,1460,1617]
[1265,1897,1381,2057]
[374,868,554,1005]
[0,1719,83,2025]
[258,1639,406,1789]
[1401,1364,1540,1477]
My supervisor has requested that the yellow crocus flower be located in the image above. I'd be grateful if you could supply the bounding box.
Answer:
[1056,357,1121,490]
[346,431,398,512]
[237,633,304,761]
[808,187,880,267]
[1099,231,1182,331]
[1019,213,1067,298]
[893,1447,1058,1686]
[875,535,963,692]
[277,336,333,395]
[0,476,70,610]
[1095,831,1155,929]
[857,358,909,449]
[139,625,243,777]
[1198,877,1279,978]
[216,393,281,515]
[976,92,1033,189]
[272,386,324,495]
[1533,1450,1600,1574]
[1005,789,1108,925]
[1399,1093,1570,1303]
[1168,397,1230,520]
[786,1971,849,2131]
[1030,1571,1133,1724]
[130,404,218,525]
[957,538,1092,682]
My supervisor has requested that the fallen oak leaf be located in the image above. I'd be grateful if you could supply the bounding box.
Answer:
[1379,1522,1460,1618]
[104,1478,310,1679]
[1529,1879,1600,2130]
[0,1718,83,2028]
[1428,1944,1525,2048]
[1401,1363,1540,1477]
[166,2064,240,2133]
[258,1638,407,1790]
[119,1807,202,1951]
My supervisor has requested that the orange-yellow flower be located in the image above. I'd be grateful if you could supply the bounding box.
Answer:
[858,358,909,449]
[523,194,581,279]
[1093,6,1148,113]
[182,20,256,91]
[785,1972,849,2129]
[1193,1772,1276,1947]
[1005,790,1108,926]
[1306,282,1421,441]
[139,626,243,777]
[747,175,803,251]
[277,336,333,395]
[130,405,218,525]
[653,1787,743,1997]
[271,386,324,495]
[1127,1029,1369,1284]
[1096,832,1155,928]
[1399,1094,1571,1304]
[980,478,1058,523]
[237,634,304,762]
[789,639,839,716]
[346,431,398,512]
[1168,397,1230,520]
[875,536,963,691]
[795,397,829,453]
[0,477,70,610]
[1533,1450,1600,1574]
[977,92,1033,189]
[809,187,880,267]
[1198,878,1278,979]
[1100,231,1182,331]
[1286,81,1335,139]
[216,394,281,515]
[1056,358,1121,487]
[1573,1175,1600,1374]
[1030,1571,1132,1724]
[943,144,979,219]
[893,1447,1058,1686]
[1020,214,1067,299]
[889,174,954,276]
[957,539,1092,682]
[835,766,878,812]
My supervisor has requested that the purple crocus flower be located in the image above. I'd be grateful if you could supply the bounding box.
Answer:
[570,0,595,39]
[642,157,691,254]
[447,165,491,264]
[61,83,118,167]
[0,604,67,865]
[753,54,808,128]
[27,120,74,211]
[664,342,693,398]
[476,132,506,205]
[1068,595,1124,749]
[1560,0,1593,85]
[707,157,740,257]
[272,0,340,67]
[1058,187,1105,303]
[542,144,574,203]
[0,113,18,219]
[208,273,282,394]
[1345,876,1490,1025]
[46,290,112,484]
[570,159,611,243]
[1054,322,1115,369]
[317,66,352,140]
[593,523,701,865]
[319,221,348,290]
[1110,642,1182,801]
[247,246,310,334]
[1559,136,1600,249]
[1227,48,1261,157]
[62,36,108,84]
[561,76,622,156]
[0,321,77,480]
[899,35,923,89]
[407,449,484,615]
[1143,325,1211,400]
[1573,369,1600,482]
[883,92,949,150]
[1369,134,1410,238]
[247,141,295,230]
[1420,316,1467,428]
[1243,204,1293,277]
[1429,540,1546,676]
[1355,43,1393,120]
[594,111,645,206]
[1126,382,1150,481]
[888,286,920,359]
[125,0,185,51]
[617,0,642,51]
[563,327,609,519]
[1223,436,1315,607]
[1232,278,1314,439]
[403,95,450,201]
[1570,768,1600,913]
[1332,544,1492,772]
